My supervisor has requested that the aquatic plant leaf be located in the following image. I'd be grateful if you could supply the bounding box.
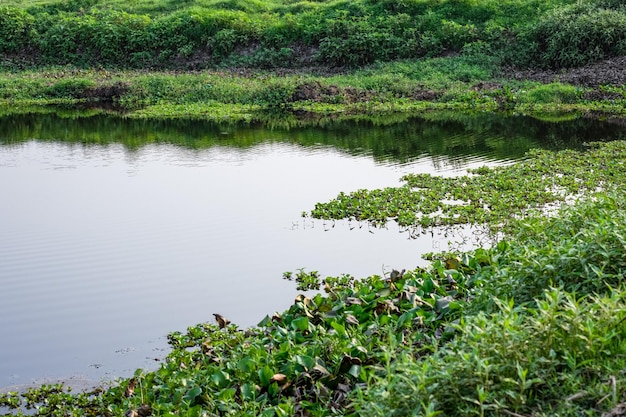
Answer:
[346,297,362,305]
[423,278,435,293]
[240,383,257,401]
[295,355,315,370]
[331,321,347,337]
[348,364,361,378]
[257,315,271,327]
[211,370,229,388]
[259,366,273,387]
[124,378,136,398]
[435,297,453,312]
[345,314,360,325]
[270,373,288,386]
[183,386,202,404]
[238,356,255,373]
[310,364,331,380]
[338,355,363,375]
[396,310,415,328]
[291,316,310,331]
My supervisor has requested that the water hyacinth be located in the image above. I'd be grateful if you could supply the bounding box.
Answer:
[309,141,626,235]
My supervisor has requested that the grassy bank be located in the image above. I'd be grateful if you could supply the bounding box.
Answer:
[1,59,625,124]
[2,141,626,416]
[1,0,626,121]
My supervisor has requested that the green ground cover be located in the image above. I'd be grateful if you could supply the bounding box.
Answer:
[0,63,625,123]
[1,0,626,121]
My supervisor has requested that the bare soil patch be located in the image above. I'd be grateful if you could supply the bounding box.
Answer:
[504,56,626,87]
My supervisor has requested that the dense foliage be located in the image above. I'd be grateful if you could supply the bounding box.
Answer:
[1,0,626,70]
[355,192,626,416]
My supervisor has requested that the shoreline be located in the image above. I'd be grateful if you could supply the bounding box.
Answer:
[1,55,625,125]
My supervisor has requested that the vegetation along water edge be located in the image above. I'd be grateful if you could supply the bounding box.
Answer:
[1,0,626,122]
[2,0,626,415]
[2,140,626,415]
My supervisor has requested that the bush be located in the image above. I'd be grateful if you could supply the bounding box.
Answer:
[528,5,626,68]
[0,7,34,53]
[44,78,95,98]
[470,191,626,307]
[356,287,626,416]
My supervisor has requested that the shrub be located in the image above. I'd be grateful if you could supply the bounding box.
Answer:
[44,78,95,98]
[0,7,34,53]
[528,5,626,68]
[356,287,626,416]
[471,191,626,307]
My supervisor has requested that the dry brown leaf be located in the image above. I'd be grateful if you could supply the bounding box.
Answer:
[213,313,231,329]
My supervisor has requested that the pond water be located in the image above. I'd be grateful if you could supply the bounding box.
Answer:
[1,111,624,390]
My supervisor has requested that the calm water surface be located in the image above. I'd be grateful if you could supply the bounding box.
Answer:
[1,112,624,389]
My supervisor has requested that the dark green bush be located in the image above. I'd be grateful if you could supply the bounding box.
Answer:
[4,0,626,71]
[0,7,34,53]
[528,4,626,68]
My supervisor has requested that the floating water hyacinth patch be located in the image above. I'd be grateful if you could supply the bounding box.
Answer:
[308,141,626,236]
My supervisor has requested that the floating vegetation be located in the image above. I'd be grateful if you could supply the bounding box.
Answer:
[1,260,473,416]
[309,140,626,235]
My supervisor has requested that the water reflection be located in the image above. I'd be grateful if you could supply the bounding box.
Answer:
[1,111,624,166]
[0,111,624,391]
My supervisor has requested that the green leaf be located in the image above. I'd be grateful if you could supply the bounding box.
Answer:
[183,385,202,404]
[396,310,414,328]
[348,364,362,378]
[257,315,271,327]
[295,355,315,370]
[211,370,229,388]
[241,382,257,401]
[238,356,255,373]
[435,297,452,312]
[330,321,347,337]
[218,387,236,400]
[423,278,434,293]
[291,316,310,331]
[258,366,273,387]
[268,382,281,397]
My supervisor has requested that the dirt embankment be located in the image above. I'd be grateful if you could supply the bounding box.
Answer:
[504,56,626,87]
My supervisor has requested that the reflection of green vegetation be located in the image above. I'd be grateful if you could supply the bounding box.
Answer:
[1,111,624,163]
